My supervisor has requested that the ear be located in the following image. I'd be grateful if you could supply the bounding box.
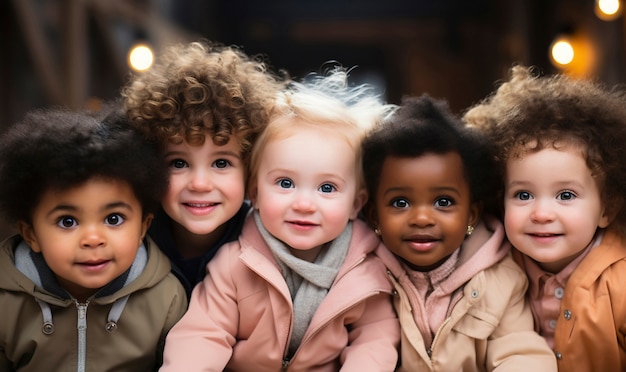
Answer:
[364,201,379,229]
[140,213,154,243]
[599,196,623,229]
[349,188,368,220]
[247,183,259,208]
[17,221,41,253]
[468,201,482,229]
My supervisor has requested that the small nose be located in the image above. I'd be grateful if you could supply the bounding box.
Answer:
[410,205,434,227]
[80,225,105,249]
[188,168,213,192]
[530,199,556,223]
[292,190,316,213]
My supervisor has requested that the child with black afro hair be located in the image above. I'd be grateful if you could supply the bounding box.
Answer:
[362,94,556,370]
[122,41,287,297]
[464,65,626,370]
[0,106,187,371]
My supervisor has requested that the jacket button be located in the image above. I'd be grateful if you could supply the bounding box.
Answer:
[555,351,562,360]
[563,309,572,320]
[42,322,55,335]
[105,321,118,333]
[554,287,564,299]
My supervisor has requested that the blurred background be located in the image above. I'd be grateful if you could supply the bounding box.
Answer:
[1,0,625,236]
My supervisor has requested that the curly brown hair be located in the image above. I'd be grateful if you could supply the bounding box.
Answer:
[122,40,286,165]
[464,65,626,232]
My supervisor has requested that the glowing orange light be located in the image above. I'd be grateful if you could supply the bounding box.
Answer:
[595,0,622,21]
[128,44,154,72]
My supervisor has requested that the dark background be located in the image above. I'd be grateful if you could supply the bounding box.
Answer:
[1,0,625,238]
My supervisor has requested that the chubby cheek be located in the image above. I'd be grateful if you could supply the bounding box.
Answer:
[503,205,519,228]
[163,176,185,202]
[503,211,525,249]
[378,219,401,252]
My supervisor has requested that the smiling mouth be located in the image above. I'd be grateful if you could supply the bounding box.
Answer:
[183,202,217,207]
[77,260,110,269]
[405,234,438,243]
[288,220,317,226]
[529,233,562,237]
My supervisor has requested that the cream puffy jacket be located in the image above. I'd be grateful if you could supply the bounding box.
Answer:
[376,217,557,371]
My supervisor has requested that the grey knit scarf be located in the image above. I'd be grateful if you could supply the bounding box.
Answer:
[253,211,351,356]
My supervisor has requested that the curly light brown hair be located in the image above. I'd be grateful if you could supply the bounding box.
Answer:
[463,65,626,232]
[122,40,286,165]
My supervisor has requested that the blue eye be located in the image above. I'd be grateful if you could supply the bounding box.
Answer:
[557,191,576,201]
[105,214,125,226]
[319,183,335,193]
[57,216,77,229]
[170,159,188,169]
[278,178,294,189]
[214,159,231,169]
[515,191,532,201]
[391,198,409,209]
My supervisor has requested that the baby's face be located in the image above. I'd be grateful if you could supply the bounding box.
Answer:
[20,178,150,302]
[504,146,610,273]
[374,152,478,271]
[251,122,364,262]
[162,137,245,236]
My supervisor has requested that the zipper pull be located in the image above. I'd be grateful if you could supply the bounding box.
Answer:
[76,301,89,331]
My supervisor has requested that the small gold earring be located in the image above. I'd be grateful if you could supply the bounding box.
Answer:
[466,225,474,236]
[374,228,381,236]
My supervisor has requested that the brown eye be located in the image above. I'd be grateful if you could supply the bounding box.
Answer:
[170,159,187,169]
[57,216,77,228]
[214,159,231,169]
[105,214,125,226]
[391,199,409,208]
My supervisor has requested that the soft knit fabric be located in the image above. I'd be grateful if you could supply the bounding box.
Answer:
[377,216,557,371]
[403,247,460,344]
[160,214,399,371]
[254,211,351,355]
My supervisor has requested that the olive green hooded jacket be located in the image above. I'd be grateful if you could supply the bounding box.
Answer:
[0,234,187,371]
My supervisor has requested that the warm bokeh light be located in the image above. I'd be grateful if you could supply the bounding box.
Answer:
[128,44,154,72]
[595,0,622,21]
[550,38,575,66]
[549,32,596,78]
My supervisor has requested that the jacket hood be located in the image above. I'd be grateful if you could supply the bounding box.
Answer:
[0,234,172,306]
[377,215,510,293]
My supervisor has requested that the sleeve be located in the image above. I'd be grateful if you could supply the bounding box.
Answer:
[159,244,241,371]
[336,253,400,371]
[154,275,188,370]
[339,291,400,371]
[486,259,557,371]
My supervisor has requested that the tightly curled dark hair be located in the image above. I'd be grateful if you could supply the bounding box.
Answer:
[0,106,168,224]
[363,95,498,219]
[122,40,286,165]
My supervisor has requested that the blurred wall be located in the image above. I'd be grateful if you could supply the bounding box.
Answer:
[1,0,625,240]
